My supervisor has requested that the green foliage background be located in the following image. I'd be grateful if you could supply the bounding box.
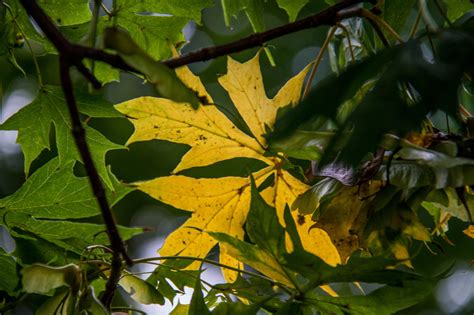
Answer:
[0,0,473,314]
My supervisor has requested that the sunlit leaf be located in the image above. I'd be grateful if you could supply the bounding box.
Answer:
[276,0,310,21]
[0,158,140,255]
[117,52,341,283]
[22,264,81,294]
[0,86,124,189]
[39,0,91,26]
[119,273,165,305]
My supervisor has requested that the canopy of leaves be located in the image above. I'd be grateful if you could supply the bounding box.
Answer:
[0,0,473,313]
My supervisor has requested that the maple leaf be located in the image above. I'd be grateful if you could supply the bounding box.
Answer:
[116,53,340,282]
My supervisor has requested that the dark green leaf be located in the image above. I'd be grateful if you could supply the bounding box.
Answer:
[103,27,202,108]
[221,0,274,64]
[292,178,342,215]
[36,288,75,315]
[246,177,286,256]
[0,158,132,219]
[270,28,474,166]
[0,86,124,189]
[212,300,259,315]
[268,47,397,142]
[306,279,437,315]
[382,0,417,37]
[189,274,211,315]
[0,249,19,296]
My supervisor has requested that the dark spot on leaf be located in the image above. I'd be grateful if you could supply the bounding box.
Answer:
[297,215,305,225]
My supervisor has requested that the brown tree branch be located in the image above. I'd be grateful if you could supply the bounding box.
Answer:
[21,0,374,74]
[19,0,131,308]
[59,57,125,307]
[163,0,375,68]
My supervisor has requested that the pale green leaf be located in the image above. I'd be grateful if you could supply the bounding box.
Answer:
[22,264,81,294]
[276,0,309,21]
[39,0,91,26]
[444,0,474,21]
[170,303,190,315]
[119,273,165,305]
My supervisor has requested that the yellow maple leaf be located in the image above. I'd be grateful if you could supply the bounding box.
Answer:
[464,225,474,238]
[116,52,340,283]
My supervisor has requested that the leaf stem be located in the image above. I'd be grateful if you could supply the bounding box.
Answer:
[303,26,338,98]
[418,0,439,33]
[18,0,131,309]
[132,256,294,295]
[409,10,423,39]
[58,56,126,308]
[336,23,356,64]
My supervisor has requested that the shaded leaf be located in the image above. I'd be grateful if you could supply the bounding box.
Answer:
[103,27,202,108]
[0,249,19,296]
[382,0,416,39]
[36,288,75,315]
[306,279,437,315]
[220,0,274,64]
[270,28,474,166]
[189,274,211,315]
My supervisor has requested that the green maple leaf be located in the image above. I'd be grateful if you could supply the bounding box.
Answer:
[0,85,124,189]
[0,157,140,255]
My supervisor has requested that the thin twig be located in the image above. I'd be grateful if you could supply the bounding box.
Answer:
[163,0,376,68]
[20,0,374,74]
[19,0,132,308]
[58,56,125,308]
[336,23,356,63]
[133,256,294,295]
[303,26,338,97]
[409,11,423,39]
